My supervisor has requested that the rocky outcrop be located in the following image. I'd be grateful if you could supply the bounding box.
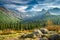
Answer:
[48,34,60,40]
[20,33,34,38]
[18,28,60,40]
[33,29,43,37]
[40,37,48,40]
[40,28,49,34]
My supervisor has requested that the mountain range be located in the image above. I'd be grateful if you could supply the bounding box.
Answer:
[0,6,60,23]
[21,8,60,22]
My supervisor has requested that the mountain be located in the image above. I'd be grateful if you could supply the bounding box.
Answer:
[48,8,60,15]
[7,8,28,20]
[6,7,60,21]
[23,8,60,22]
[2,6,60,24]
[0,6,20,23]
[22,9,47,21]
[39,11,60,24]
[22,9,60,25]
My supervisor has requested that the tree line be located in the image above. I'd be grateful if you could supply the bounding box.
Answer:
[0,19,60,30]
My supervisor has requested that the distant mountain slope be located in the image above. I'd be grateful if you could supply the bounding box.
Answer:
[40,11,60,24]
[22,10,60,25]
[48,8,60,15]
[0,6,20,23]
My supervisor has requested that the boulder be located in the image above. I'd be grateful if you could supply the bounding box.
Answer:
[48,34,60,40]
[40,28,49,34]
[33,29,43,37]
[40,37,48,40]
[20,33,35,38]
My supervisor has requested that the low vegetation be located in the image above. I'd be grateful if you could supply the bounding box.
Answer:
[0,17,60,40]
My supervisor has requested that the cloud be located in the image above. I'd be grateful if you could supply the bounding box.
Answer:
[0,0,60,12]
[10,0,32,5]
[4,4,17,9]
[37,0,57,4]
[27,4,49,11]
[16,6,28,12]
[28,4,60,11]
[47,5,60,8]
[0,0,32,5]
[0,0,60,5]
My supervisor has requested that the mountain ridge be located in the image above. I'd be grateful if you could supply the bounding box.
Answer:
[0,6,20,23]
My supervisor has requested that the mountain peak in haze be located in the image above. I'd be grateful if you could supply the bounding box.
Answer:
[48,8,60,15]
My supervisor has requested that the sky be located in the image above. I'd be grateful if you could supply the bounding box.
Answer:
[0,0,60,12]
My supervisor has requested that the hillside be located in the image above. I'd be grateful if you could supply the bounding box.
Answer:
[0,7,20,24]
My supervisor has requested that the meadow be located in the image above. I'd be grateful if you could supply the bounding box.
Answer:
[0,19,60,40]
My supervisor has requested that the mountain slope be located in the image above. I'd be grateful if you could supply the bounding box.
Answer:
[0,7,20,23]
[48,8,60,15]
[40,11,60,24]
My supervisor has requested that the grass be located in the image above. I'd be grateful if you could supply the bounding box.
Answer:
[0,33,19,40]
[0,11,20,23]
[0,29,59,40]
[0,30,33,40]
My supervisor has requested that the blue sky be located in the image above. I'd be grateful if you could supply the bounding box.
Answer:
[0,0,60,12]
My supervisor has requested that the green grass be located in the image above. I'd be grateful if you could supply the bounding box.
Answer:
[0,11,20,23]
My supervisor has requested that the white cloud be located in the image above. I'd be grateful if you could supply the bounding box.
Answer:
[0,0,32,5]
[4,4,17,8]
[47,5,60,8]
[4,4,29,12]
[11,0,32,4]
[28,4,60,11]
[29,5,42,11]
[1,0,60,12]
[29,4,49,11]
[16,6,28,12]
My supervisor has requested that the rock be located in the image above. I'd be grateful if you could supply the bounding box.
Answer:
[20,34,26,38]
[25,34,34,38]
[40,28,49,34]
[33,29,43,37]
[40,37,48,40]
[20,33,34,38]
[25,38,32,40]
[33,37,40,40]
[48,34,60,40]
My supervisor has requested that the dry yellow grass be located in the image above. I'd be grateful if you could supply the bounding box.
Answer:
[45,25,60,32]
